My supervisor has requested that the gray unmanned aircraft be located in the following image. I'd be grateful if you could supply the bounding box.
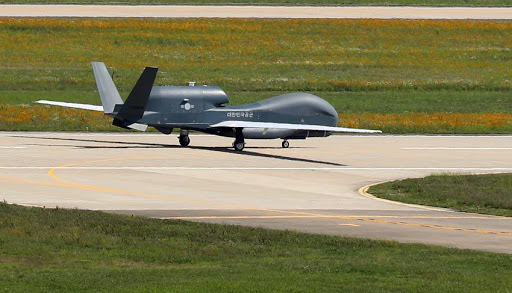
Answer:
[37,62,381,151]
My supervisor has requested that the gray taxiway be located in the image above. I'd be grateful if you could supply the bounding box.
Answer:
[1,5,512,19]
[1,132,512,253]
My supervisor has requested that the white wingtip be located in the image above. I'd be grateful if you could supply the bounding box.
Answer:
[36,100,104,112]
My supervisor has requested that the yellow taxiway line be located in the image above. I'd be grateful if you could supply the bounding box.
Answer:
[4,155,509,239]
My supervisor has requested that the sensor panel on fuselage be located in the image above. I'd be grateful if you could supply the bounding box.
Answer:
[141,85,229,126]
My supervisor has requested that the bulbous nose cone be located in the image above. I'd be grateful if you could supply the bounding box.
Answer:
[321,99,339,127]
[228,92,339,127]
[283,93,338,127]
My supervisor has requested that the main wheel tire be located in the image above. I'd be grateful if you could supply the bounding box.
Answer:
[179,136,190,147]
[282,140,289,148]
[234,142,245,151]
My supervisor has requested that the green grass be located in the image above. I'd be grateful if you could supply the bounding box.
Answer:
[1,18,511,95]
[1,18,512,133]
[369,173,512,217]
[1,202,512,291]
[1,0,512,7]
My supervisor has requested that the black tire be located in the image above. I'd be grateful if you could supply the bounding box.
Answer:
[234,142,245,151]
[179,136,190,147]
[282,140,289,148]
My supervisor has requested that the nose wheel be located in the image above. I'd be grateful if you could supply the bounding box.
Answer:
[282,140,289,148]
[233,127,245,151]
[178,130,190,147]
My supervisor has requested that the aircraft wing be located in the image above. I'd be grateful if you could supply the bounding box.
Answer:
[210,121,382,134]
[36,100,104,112]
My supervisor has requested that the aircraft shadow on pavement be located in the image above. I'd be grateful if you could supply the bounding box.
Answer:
[14,135,345,167]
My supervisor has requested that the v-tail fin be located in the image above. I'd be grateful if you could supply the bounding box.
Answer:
[38,62,156,133]
[92,62,157,132]
[116,66,158,121]
[91,61,124,114]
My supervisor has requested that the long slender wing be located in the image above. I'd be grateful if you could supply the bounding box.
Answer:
[210,121,382,134]
[36,100,103,112]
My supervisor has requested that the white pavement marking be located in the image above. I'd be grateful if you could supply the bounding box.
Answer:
[2,166,512,171]
[0,146,27,149]
[403,147,512,150]
[390,135,512,138]
[1,5,512,19]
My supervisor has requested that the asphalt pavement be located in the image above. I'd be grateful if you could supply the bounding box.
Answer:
[1,132,512,253]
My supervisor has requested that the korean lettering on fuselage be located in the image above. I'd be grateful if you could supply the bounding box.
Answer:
[226,112,254,118]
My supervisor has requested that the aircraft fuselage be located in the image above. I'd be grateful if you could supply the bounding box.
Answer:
[134,86,339,139]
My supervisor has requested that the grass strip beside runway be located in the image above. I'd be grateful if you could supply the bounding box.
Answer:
[1,202,511,291]
[1,18,510,93]
[1,18,511,133]
[369,173,512,217]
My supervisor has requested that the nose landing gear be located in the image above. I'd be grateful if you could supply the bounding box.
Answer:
[178,130,190,147]
[233,128,245,151]
[282,140,289,148]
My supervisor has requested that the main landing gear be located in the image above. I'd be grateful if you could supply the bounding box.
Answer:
[178,129,289,151]
[233,128,245,151]
[178,130,190,147]
[234,141,245,151]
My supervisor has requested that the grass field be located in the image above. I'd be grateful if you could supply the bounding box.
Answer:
[1,202,512,291]
[369,173,512,217]
[1,18,511,132]
[2,18,511,93]
[1,0,512,6]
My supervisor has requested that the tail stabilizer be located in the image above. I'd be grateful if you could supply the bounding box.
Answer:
[113,118,148,131]
[91,62,123,114]
[117,66,158,121]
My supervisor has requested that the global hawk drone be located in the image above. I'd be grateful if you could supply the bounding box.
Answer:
[37,62,381,151]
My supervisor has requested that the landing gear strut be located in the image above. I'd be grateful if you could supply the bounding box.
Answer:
[233,128,245,151]
[178,129,190,147]
[282,140,289,148]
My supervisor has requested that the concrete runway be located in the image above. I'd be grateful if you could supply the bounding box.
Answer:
[1,5,512,19]
[1,132,512,253]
